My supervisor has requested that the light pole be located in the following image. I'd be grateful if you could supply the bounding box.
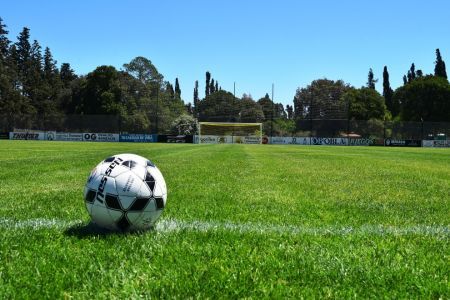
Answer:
[270,83,274,142]
[232,82,236,144]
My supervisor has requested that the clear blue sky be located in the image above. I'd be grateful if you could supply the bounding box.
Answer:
[2,0,449,106]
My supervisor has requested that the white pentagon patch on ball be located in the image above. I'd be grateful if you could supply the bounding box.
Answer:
[84,153,167,231]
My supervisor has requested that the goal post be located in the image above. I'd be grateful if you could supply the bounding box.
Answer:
[198,122,263,144]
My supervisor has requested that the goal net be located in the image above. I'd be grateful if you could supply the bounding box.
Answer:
[198,122,262,144]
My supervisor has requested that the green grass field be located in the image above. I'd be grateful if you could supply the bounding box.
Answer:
[0,141,449,298]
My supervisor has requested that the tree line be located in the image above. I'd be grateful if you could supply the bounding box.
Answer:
[0,17,449,136]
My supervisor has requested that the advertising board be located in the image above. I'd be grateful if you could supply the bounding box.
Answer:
[119,134,157,143]
[83,133,119,142]
[384,139,422,147]
[310,137,348,146]
[9,131,45,140]
[55,132,84,141]
[422,140,449,148]
[270,137,310,145]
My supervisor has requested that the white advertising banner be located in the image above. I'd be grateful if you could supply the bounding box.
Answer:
[234,136,261,144]
[56,132,84,141]
[422,140,449,148]
[199,135,261,144]
[45,131,56,141]
[270,137,310,145]
[83,133,119,142]
[9,131,45,140]
[347,138,374,146]
[310,137,349,146]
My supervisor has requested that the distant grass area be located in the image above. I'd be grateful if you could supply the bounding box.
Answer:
[0,141,449,298]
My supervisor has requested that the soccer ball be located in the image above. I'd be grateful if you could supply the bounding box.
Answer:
[83,153,167,231]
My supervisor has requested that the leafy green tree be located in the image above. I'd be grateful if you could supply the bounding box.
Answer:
[59,76,85,114]
[275,103,287,119]
[273,118,296,136]
[0,59,35,128]
[197,90,238,121]
[80,66,125,115]
[170,114,198,134]
[293,79,351,120]
[238,94,264,122]
[257,93,273,120]
[152,88,186,133]
[123,56,163,85]
[434,49,447,79]
[342,87,388,120]
[0,20,35,128]
[393,75,450,121]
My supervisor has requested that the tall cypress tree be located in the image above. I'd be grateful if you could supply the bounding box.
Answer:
[205,71,211,97]
[286,104,294,120]
[174,77,181,97]
[0,17,10,62]
[434,48,447,79]
[43,47,60,92]
[166,82,174,98]
[367,68,377,89]
[28,40,46,114]
[382,66,394,115]
[410,63,416,81]
[210,78,215,94]
[193,80,199,107]
[15,27,32,87]
[60,63,77,88]
[44,48,58,79]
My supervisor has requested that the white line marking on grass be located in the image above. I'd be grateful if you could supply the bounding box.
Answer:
[0,217,82,230]
[156,219,450,236]
[1,217,448,236]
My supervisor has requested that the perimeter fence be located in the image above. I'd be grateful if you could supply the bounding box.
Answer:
[1,114,449,141]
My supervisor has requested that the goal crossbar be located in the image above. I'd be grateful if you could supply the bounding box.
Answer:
[198,122,262,144]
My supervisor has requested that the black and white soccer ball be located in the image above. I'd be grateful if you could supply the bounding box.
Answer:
[84,153,167,231]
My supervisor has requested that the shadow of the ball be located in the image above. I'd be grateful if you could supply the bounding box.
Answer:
[64,221,155,238]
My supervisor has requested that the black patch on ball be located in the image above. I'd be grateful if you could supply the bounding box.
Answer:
[117,216,130,231]
[85,189,96,203]
[155,197,164,210]
[105,194,121,210]
[122,160,137,169]
[104,156,115,163]
[147,160,155,167]
[129,197,150,211]
[145,172,155,191]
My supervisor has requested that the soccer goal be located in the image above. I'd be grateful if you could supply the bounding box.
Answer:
[198,122,262,144]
